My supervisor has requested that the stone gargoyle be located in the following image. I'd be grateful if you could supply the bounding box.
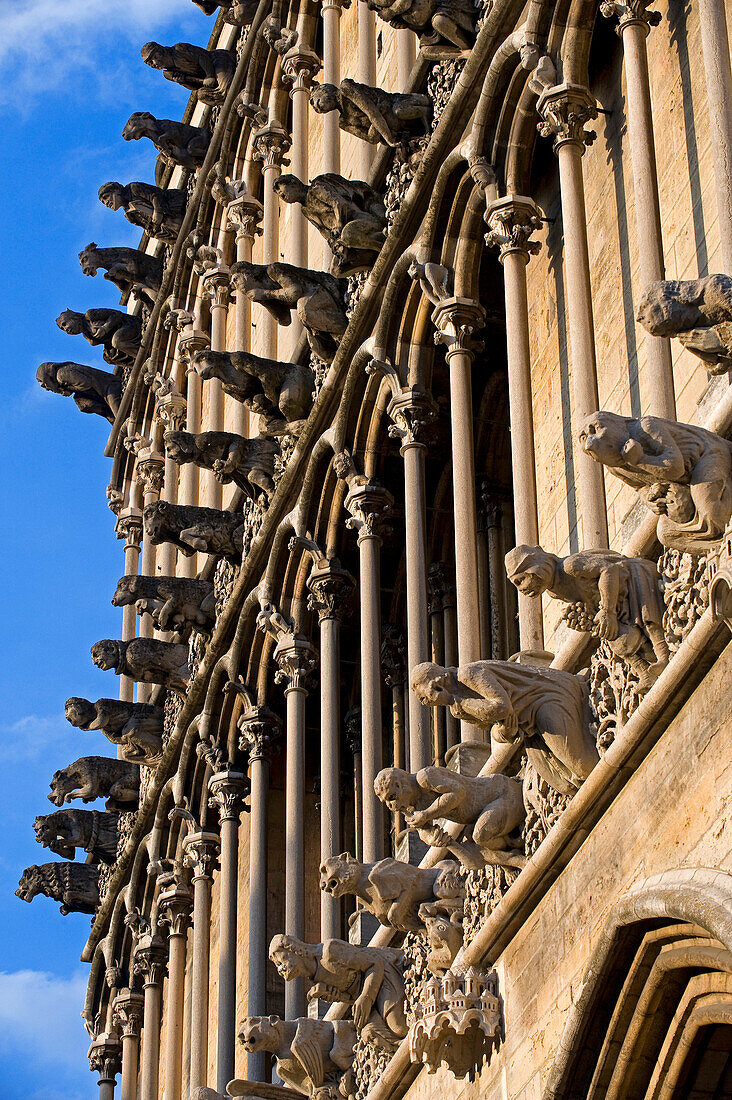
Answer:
[366,0,476,55]
[230,260,347,363]
[270,934,407,1052]
[309,79,432,155]
[36,361,122,423]
[418,903,464,975]
[56,307,143,366]
[112,574,216,633]
[16,862,100,915]
[122,112,212,184]
[65,696,164,766]
[48,756,140,810]
[144,500,248,559]
[505,545,670,691]
[141,41,236,104]
[319,852,464,933]
[91,638,191,695]
[78,243,163,308]
[164,429,278,498]
[273,174,387,277]
[637,274,732,375]
[191,0,258,25]
[98,181,187,243]
[579,410,732,553]
[411,660,599,797]
[238,1015,355,1098]
[374,766,526,871]
[33,808,119,864]
[192,348,315,434]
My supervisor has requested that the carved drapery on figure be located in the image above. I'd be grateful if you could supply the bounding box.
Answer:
[16,861,101,915]
[309,80,432,155]
[164,429,279,497]
[65,696,164,765]
[141,41,236,104]
[78,243,163,307]
[48,756,140,810]
[33,808,119,864]
[112,574,216,633]
[238,1015,356,1097]
[98,181,188,242]
[144,500,249,559]
[637,274,732,375]
[36,361,123,422]
[56,307,143,365]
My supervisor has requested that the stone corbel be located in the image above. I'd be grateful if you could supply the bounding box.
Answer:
[409,967,501,1078]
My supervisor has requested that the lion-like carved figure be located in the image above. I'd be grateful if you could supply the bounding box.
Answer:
[65,696,164,766]
[143,500,248,559]
[141,41,235,104]
[56,307,143,366]
[374,766,526,870]
[36,362,122,423]
[33,808,119,864]
[16,862,100,915]
[273,174,387,277]
[238,1015,355,1097]
[191,0,258,25]
[319,852,464,933]
[98,181,187,243]
[163,430,279,497]
[48,756,140,810]
[112,574,216,633]
[418,903,465,975]
[192,349,315,434]
[78,243,163,307]
[579,410,732,552]
[122,112,212,185]
[309,80,432,152]
[367,0,476,54]
[230,261,348,363]
[637,274,732,375]
[91,638,191,694]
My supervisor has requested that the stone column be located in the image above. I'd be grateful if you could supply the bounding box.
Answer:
[201,267,231,510]
[114,507,143,704]
[177,322,210,577]
[345,708,362,860]
[208,766,248,1093]
[88,1033,122,1100]
[112,991,144,1100]
[238,707,282,1080]
[427,565,448,761]
[227,191,263,435]
[136,454,165,700]
[132,934,167,1100]
[307,561,355,940]
[486,196,544,649]
[358,0,376,177]
[536,81,608,548]
[252,122,292,357]
[387,388,437,772]
[273,634,317,1018]
[697,0,732,272]
[380,623,407,832]
[343,478,393,861]
[182,831,220,1093]
[482,495,508,659]
[320,0,348,174]
[602,0,675,417]
[156,388,187,579]
[157,874,193,1100]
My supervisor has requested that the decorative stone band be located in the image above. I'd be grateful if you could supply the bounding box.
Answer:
[409,966,501,1079]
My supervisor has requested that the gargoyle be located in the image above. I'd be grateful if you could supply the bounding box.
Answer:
[33,808,119,864]
[309,80,432,153]
[274,174,387,276]
[505,545,670,691]
[270,934,407,1051]
[411,661,599,797]
[48,756,140,810]
[374,766,526,870]
[230,260,347,362]
[418,903,464,975]
[36,362,122,423]
[141,41,236,104]
[78,243,163,308]
[579,410,732,552]
[191,0,258,25]
[122,112,212,185]
[56,307,143,366]
[164,429,279,497]
[112,574,216,632]
[238,1015,355,1097]
[98,181,187,243]
[637,274,732,375]
[366,0,476,55]
[65,696,164,766]
[91,638,191,695]
[144,500,248,559]
[16,862,100,915]
[319,852,464,933]
[192,348,315,433]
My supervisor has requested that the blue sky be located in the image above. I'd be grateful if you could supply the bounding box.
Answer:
[0,3,212,1096]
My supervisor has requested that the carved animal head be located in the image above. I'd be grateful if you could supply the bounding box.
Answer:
[578,411,638,468]
[33,811,77,858]
[91,639,123,672]
[229,261,262,293]
[16,866,42,902]
[36,362,66,395]
[49,763,83,806]
[374,768,420,813]
[238,1015,282,1054]
[419,905,464,975]
[309,82,341,115]
[504,545,557,598]
[65,697,97,729]
[56,309,84,335]
[111,575,144,607]
[144,500,171,543]
[123,112,157,142]
[98,182,125,211]
[273,174,309,206]
[164,430,197,463]
[320,852,363,898]
[192,349,228,382]
[79,243,101,277]
[269,934,315,982]
[410,662,455,707]
[637,275,732,336]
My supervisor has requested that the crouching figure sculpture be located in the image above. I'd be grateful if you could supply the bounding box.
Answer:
[98,181,187,243]
[65,696,164,765]
[412,661,599,796]
[374,766,526,870]
[270,934,407,1051]
[238,1015,355,1098]
[33,808,119,864]
[78,243,163,307]
[122,111,212,183]
[141,41,235,104]
[310,80,432,156]
[144,500,249,559]
[164,429,278,497]
[16,862,100,915]
[56,306,143,365]
[37,361,123,423]
[579,410,732,553]
[112,574,216,633]
[367,0,477,56]
[48,756,139,810]
[637,274,732,375]
[91,638,191,695]
[192,348,315,434]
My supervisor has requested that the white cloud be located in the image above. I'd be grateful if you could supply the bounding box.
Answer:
[0,968,89,1070]
[0,714,75,762]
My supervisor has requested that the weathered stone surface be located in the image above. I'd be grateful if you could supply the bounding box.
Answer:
[36,361,122,422]
[16,862,100,915]
[122,112,212,183]
[637,274,732,374]
[78,243,163,307]
[143,500,248,559]
[33,808,119,863]
[98,181,187,242]
[91,638,191,694]
[65,696,164,765]
[48,756,140,809]
[366,0,477,56]
[193,348,315,434]
[164,429,279,497]
[309,80,432,152]
[112,574,216,632]
[141,41,235,104]
[191,0,258,24]
[56,307,142,365]
[238,1016,356,1097]
[410,968,501,1078]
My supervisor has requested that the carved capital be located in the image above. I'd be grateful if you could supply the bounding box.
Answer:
[274,634,318,692]
[132,935,167,986]
[381,622,406,687]
[282,48,321,93]
[410,967,501,1078]
[157,873,193,937]
[427,562,455,612]
[226,192,264,241]
[344,481,394,543]
[485,195,543,260]
[536,83,598,153]
[601,0,661,34]
[88,1033,122,1081]
[115,507,143,551]
[178,327,210,372]
[237,705,283,760]
[136,455,165,497]
[387,387,438,451]
[208,767,248,823]
[182,830,220,882]
[318,0,352,10]
[157,391,187,432]
[307,559,355,622]
[252,122,292,170]
[112,990,144,1040]
[431,298,485,363]
[202,267,232,310]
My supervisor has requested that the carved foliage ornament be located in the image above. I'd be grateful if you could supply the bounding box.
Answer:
[600,0,661,33]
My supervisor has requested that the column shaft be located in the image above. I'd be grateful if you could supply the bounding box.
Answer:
[698,0,732,272]
[248,753,269,1079]
[359,532,384,859]
[322,0,342,174]
[285,682,306,1018]
[320,616,342,940]
[164,931,187,1100]
[217,816,238,1089]
[402,441,431,769]
[357,0,376,177]
[140,980,162,1100]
